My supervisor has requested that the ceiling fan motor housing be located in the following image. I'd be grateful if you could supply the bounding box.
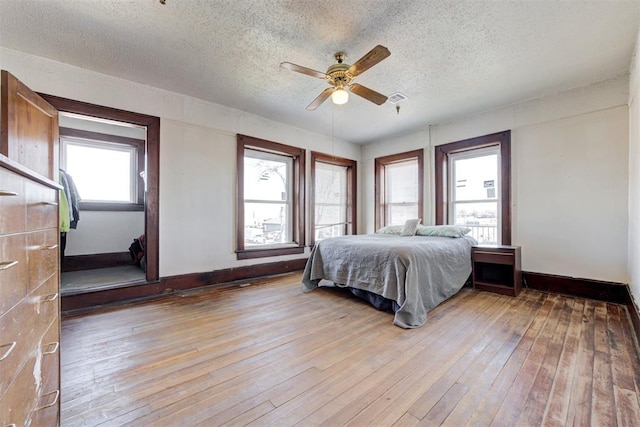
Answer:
[326,63,352,89]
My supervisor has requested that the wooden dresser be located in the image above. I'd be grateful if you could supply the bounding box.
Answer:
[1,70,61,426]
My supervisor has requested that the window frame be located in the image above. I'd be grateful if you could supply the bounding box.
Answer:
[310,151,357,246]
[59,127,145,211]
[374,149,424,230]
[236,134,305,259]
[434,130,511,245]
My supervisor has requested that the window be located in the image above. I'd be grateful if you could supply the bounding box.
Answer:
[435,131,511,245]
[449,146,500,244]
[236,135,305,259]
[60,127,145,211]
[310,152,357,245]
[374,149,424,230]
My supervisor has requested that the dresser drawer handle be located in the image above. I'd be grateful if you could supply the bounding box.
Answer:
[0,260,19,270]
[0,341,17,361]
[41,201,59,206]
[474,251,513,256]
[36,389,60,411]
[41,244,59,250]
[0,190,18,197]
[43,341,59,355]
[42,293,59,303]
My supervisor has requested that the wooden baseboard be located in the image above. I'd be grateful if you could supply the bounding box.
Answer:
[61,258,308,313]
[523,271,640,347]
[523,271,629,304]
[62,252,132,272]
[627,293,640,349]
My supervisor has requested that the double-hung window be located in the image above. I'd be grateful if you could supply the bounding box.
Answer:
[310,152,357,244]
[435,131,511,245]
[448,146,500,244]
[236,135,305,259]
[375,149,424,229]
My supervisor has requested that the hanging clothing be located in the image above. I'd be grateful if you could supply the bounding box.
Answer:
[59,171,71,233]
[59,169,81,229]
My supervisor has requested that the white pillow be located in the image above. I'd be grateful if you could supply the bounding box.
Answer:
[400,218,421,236]
[415,224,472,238]
[375,225,403,235]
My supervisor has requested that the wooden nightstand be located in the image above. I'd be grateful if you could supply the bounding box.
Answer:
[472,245,522,296]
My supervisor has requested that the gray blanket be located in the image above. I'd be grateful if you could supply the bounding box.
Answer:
[302,234,477,328]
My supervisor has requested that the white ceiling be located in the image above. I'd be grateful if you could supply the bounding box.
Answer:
[1,0,639,144]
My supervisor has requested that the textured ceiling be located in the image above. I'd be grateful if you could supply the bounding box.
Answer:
[1,0,639,144]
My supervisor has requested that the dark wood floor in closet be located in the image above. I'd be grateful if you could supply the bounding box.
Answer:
[60,272,640,426]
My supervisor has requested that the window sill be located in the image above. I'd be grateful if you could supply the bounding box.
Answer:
[236,245,304,260]
[79,202,145,212]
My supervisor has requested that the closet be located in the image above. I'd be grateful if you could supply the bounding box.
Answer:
[0,71,61,424]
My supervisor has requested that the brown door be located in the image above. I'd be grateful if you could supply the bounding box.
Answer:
[1,70,59,179]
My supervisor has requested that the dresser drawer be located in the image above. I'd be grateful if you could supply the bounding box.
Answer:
[27,229,59,294]
[472,249,515,265]
[0,274,59,397]
[26,180,58,232]
[0,233,28,316]
[0,349,59,427]
[0,167,27,235]
[0,351,39,426]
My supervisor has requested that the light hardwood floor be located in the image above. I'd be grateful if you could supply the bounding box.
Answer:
[60,272,640,426]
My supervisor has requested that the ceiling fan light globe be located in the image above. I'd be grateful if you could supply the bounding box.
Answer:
[332,89,349,105]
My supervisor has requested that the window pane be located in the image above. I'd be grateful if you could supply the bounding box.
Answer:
[453,201,498,244]
[315,163,346,206]
[65,143,133,202]
[315,162,347,240]
[244,202,290,246]
[386,160,418,203]
[453,154,498,201]
[384,159,419,226]
[244,154,290,202]
[387,203,419,226]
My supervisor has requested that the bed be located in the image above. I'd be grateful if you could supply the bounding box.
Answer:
[301,228,477,328]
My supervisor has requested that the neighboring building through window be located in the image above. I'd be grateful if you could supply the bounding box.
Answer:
[310,152,357,245]
[236,135,305,259]
[375,149,424,230]
[60,127,145,211]
[435,131,511,245]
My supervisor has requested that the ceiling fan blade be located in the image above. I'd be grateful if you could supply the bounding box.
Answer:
[347,45,390,77]
[280,62,327,79]
[306,87,334,110]
[348,84,387,105]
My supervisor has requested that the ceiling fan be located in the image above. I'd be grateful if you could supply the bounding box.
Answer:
[280,45,391,111]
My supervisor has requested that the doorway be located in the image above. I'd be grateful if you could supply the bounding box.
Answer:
[39,93,160,303]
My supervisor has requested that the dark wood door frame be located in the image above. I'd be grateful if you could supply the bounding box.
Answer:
[38,93,160,282]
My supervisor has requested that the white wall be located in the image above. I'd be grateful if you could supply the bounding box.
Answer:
[363,76,630,284]
[64,211,144,256]
[629,29,640,308]
[514,107,628,282]
[0,47,360,278]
